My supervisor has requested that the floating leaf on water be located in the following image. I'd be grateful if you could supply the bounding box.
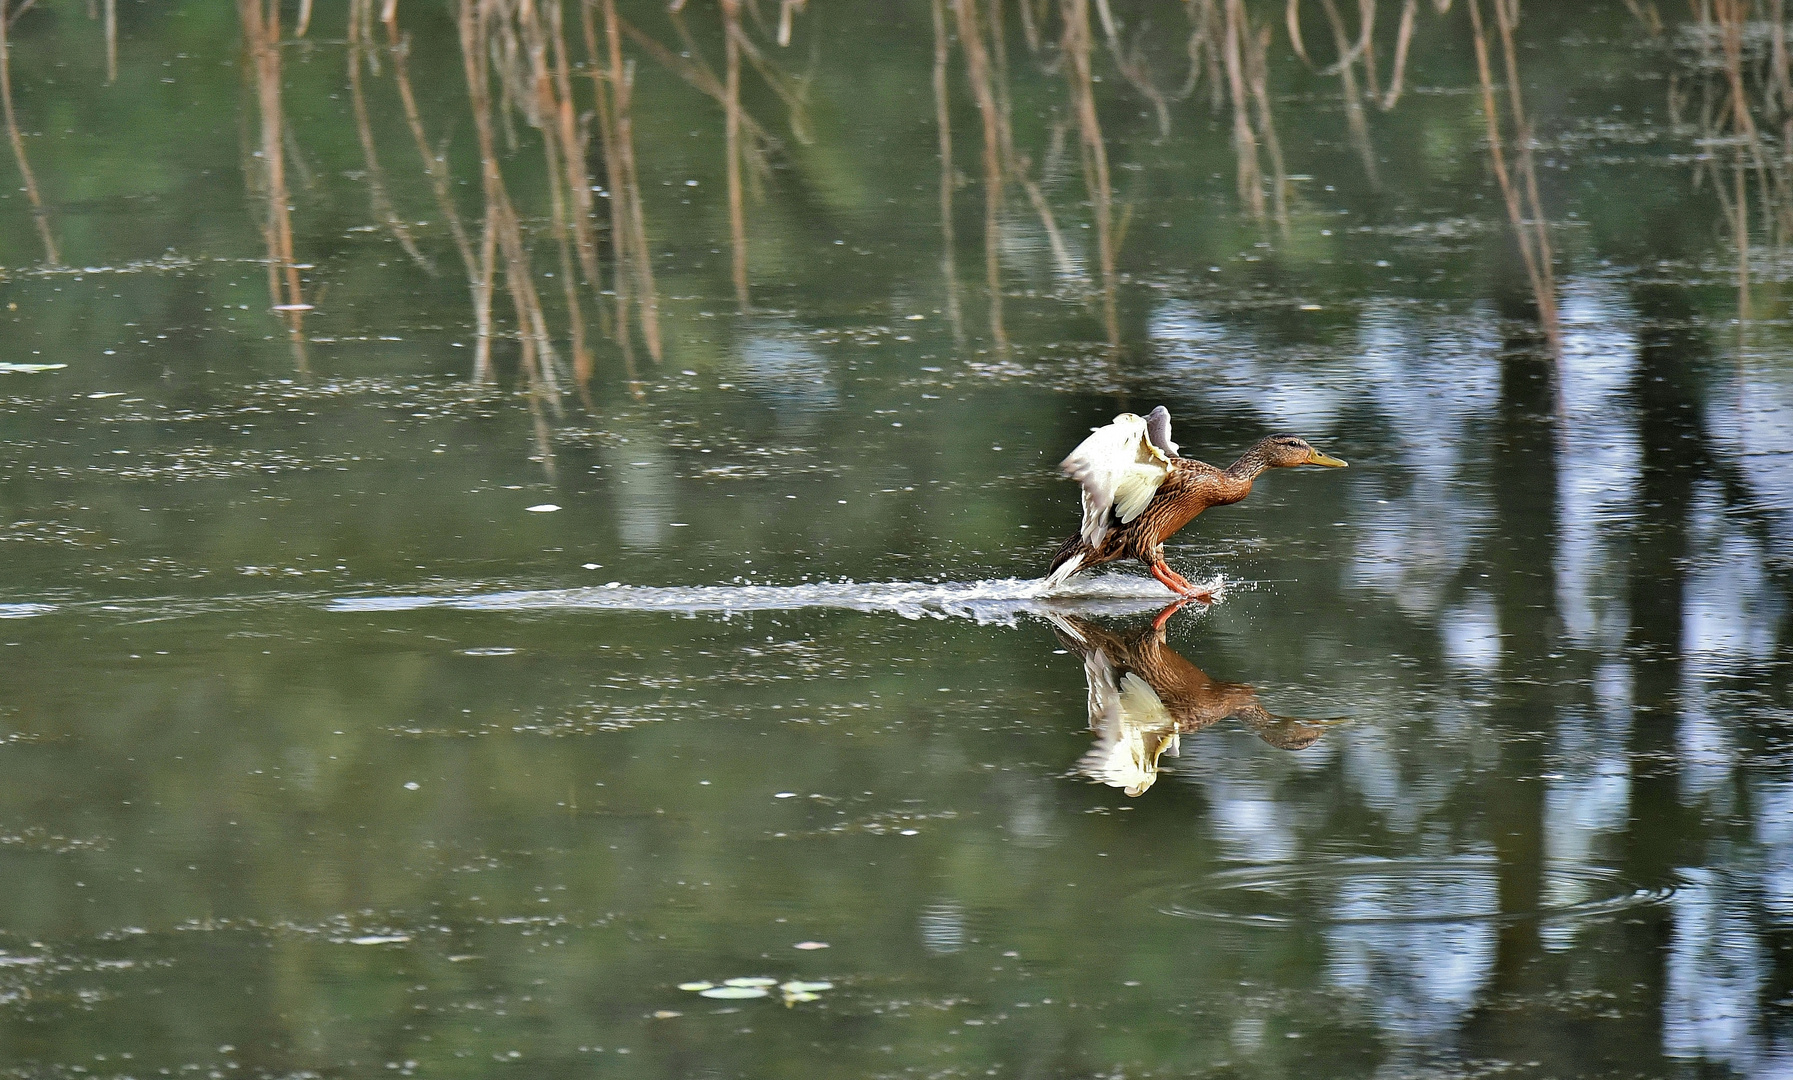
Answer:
[792,940,829,950]
[723,976,778,987]
[783,991,819,1004]
[780,980,833,993]
[699,985,769,999]
[652,1010,681,1019]
[677,981,715,992]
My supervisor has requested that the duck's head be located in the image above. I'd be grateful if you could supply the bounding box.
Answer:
[1261,434,1348,469]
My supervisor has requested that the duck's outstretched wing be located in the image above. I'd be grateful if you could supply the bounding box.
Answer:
[1145,405,1179,457]
[1060,412,1170,548]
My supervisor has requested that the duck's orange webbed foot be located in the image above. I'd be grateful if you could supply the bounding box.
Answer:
[1148,561,1213,603]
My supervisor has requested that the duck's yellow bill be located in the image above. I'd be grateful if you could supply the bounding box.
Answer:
[1307,451,1348,467]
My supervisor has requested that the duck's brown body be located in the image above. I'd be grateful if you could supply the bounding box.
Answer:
[1050,429,1345,596]
[1049,455,1251,585]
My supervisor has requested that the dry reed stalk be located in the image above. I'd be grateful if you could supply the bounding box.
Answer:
[1490,0,1553,233]
[1221,0,1265,218]
[1735,143,1749,315]
[722,0,749,311]
[724,13,812,143]
[1245,20,1289,229]
[1018,0,1041,50]
[1621,0,1662,35]
[1317,0,1380,185]
[1467,0,1558,351]
[546,0,601,294]
[1380,0,1416,108]
[1772,0,1790,118]
[524,372,558,477]
[987,0,1011,127]
[241,0,311,374]
[619,15,777,173]
[347,0,434,275]
[458,0,562,405]
[1192,0,1225,110]
[103,0,114,83]
[1356,0,1379,98]
[1286,0,1310,61]
[1712,0,1786,239]
[475,211,498,383]
[777,0,804,46]
[0,0,55,266]
[980,0,1075,279]
[580,1,638,382]
[954,0,1007,347]
[382,1,492,376]
[931,0,965,343]
[515,0,591,384]
[582,0,660,378]
[1062,0,1119,344]
[1092,0,1174,137]
[242,0,311,369]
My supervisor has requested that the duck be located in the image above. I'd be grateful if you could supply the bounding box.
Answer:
[1049,606,1337,796]
[1044,406,1347,599]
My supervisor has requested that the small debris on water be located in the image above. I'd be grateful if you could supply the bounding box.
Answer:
[793,941,829,950]
[700,985,768,999]
[526,504,561,513]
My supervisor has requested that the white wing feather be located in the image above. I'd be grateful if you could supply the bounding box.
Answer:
[1059,412,1169,548]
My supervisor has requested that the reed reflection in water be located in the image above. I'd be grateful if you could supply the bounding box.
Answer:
[204,0,1647,403]
[0,0,55,267]
[1051,606,1338,797]
[240,0,310,374]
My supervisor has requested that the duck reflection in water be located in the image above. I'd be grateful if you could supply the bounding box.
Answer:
[1050,602,1337,797]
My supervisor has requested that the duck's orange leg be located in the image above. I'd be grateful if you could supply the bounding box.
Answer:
[1148,560,1212,603]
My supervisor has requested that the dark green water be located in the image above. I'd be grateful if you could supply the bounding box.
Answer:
[1,0,1790,1076]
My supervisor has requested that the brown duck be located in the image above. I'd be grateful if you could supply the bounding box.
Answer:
[1050,606,1337,796]
[1045,406,1347,599]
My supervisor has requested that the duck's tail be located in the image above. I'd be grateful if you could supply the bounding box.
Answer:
[1044,533,1092,588]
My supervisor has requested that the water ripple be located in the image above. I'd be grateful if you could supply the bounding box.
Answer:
[1152,856,1674,927]
[328,574,1216,625]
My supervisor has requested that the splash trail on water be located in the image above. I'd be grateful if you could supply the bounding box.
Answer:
[328,574,1225,624]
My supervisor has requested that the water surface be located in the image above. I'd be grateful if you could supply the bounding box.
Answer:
[0,1,1790,1076]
